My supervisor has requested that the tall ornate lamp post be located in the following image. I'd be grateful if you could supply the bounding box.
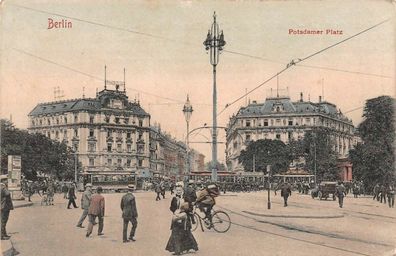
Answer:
[203,12,226,182]
[183,95,193,185]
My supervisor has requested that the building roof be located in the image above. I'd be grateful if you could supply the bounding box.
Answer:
[234,96,351,123]
[29,90,149,117]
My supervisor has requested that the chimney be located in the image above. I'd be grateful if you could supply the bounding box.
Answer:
[319,96,322,103]
[300,92,303,102]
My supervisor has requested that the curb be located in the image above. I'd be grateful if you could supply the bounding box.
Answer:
[13,201,33,209]
[243,210,344,219]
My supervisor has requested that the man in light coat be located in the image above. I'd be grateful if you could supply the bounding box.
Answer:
[121,184,138,243]
[86,187,105,237]
[77,183,92,228]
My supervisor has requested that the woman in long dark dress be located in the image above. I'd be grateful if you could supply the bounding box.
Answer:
[166,202,198,255]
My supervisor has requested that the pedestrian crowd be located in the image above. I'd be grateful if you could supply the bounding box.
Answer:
[70,180,221,255]
[373,183,395,208]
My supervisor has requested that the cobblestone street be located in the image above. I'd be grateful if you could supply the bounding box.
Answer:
[7,191,396,256]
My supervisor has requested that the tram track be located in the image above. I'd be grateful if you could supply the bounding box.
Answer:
[216,205,394,256]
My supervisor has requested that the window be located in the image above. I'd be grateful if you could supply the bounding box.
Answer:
[245,134,251,142]
[56,118,59,125]
[126,132,131,139]
[283,119,286,126]
[138,159,143,167]
[276,134,281,140]
[288,132,292,140]
[107,130,112,137]
[107,143,112,152]
[55,131,59,139]
[89,158,94,166]
[138,132,143,141]
[127,144,132,152]
[117,158,122,166]
[64,117,67,124]
[63,130,67,138]
[74,114,78,123]
[117,131,122,139]
[89,129,94,137]
[115,117,120,124]
[105,116,110,123]
[270,119,274,126]
[107,158,112,166]
[139,119,143,127]
[39,119,43,125]
[126,159,131,167]
[276,119,281,125]
[264,119,268,126]
[48,119,51,125]
[88,143,96,152]
[288,119,293,126]
[31,120,35,126]
[117,143,122,152]
[246,120,251,127]
[276,106,280,112]
[74,129,78,137]
[124,118,129,124]
[89,115,94,124]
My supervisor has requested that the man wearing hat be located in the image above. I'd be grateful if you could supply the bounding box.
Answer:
[1,178,13,240]
[120,184,138,243]
[77,183,92,228]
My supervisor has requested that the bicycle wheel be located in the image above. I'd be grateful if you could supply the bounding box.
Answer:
[191,213,199,232]
[211,210,231,233]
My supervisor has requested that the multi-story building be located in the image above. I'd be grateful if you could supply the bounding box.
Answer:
[226,93,356,175]
[149,126,187,181]
[28,84,151,184]
[189,149,205,173]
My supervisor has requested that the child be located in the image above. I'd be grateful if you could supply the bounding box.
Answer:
[166,203,198,255]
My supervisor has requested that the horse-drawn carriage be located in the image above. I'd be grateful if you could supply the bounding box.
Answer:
[311,181,337,201]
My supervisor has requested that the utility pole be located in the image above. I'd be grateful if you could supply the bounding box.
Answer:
[74,153,78,183]
[203,12,226,182]
[267,165,271,209]
[313,133,317,185]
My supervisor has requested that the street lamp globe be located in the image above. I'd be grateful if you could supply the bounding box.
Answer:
[183,95,193,122]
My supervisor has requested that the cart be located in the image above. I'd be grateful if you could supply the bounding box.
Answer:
[312,181,337,200]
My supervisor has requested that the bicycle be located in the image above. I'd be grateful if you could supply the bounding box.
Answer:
[191,205,231,233]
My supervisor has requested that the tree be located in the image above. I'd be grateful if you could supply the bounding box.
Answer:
[1,119,77,180]
[349,96,395,190]
[301,128,339,182]
[205,161,226,172]
[238,139,291,174]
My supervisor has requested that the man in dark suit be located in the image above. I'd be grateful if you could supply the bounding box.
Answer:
[86,187,105,237]
[280,182,292,207]
[121,184,138,243]
[67,182,78,209]
[1,178,14,240]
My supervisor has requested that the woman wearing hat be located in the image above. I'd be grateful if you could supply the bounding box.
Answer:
[165,202,198,255]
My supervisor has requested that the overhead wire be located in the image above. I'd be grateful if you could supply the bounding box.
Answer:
[9,4,393,116]
[217,18,391,117]
[12,48,184,103]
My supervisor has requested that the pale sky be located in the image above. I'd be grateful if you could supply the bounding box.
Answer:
[1,0,395,163]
